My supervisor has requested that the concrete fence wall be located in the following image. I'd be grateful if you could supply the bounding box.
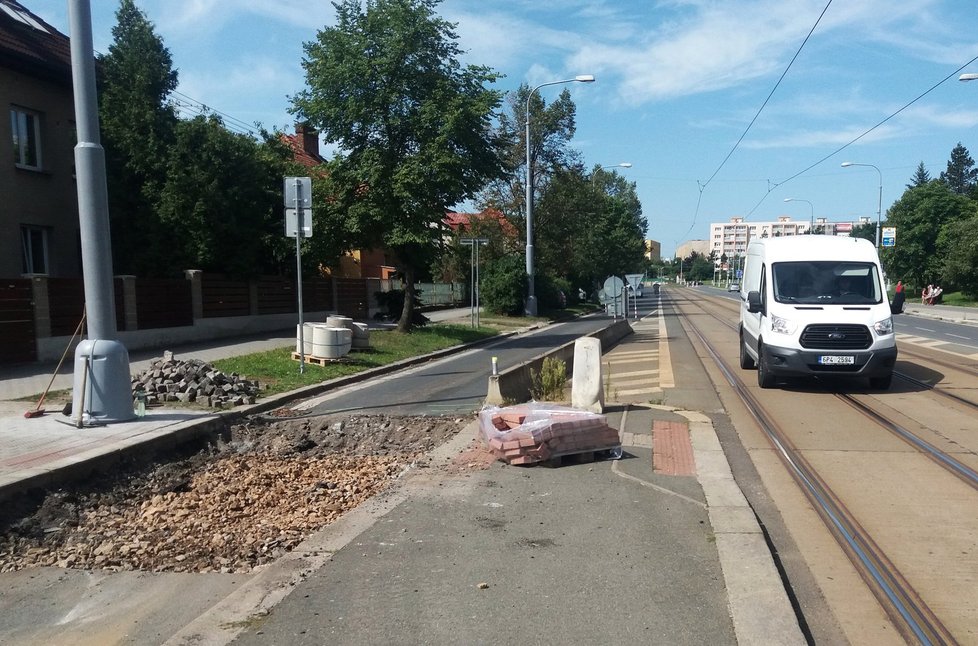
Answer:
[485,319,633,405]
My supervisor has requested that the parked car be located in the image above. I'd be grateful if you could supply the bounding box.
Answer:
[727,282,740,292]
[626,284,643,298]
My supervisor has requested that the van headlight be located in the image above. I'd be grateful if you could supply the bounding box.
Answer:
[874,317,894,335]
[770,313,797,335]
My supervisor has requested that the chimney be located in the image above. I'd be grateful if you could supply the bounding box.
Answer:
[295,123,320,158]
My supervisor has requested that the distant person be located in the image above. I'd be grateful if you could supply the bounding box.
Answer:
[891,280,905,314]
[930,286,943,305]
[922,284,933,305]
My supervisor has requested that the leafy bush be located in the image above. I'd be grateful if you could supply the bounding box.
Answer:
[536,272,572,310]
[481,254,526,315]
[530,356,567,401]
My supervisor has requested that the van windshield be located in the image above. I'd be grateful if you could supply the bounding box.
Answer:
[772,261,882,305]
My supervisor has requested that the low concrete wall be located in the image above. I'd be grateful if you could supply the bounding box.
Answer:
[485,319,633,405]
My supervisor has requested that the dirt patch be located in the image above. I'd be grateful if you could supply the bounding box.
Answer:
[0,413,472,574]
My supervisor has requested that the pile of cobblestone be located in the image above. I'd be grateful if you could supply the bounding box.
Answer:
[131,353,260,409]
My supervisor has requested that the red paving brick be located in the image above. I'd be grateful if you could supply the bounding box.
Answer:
[652,420,695,476]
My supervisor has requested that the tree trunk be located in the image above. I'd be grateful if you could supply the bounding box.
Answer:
[397,263,416,333]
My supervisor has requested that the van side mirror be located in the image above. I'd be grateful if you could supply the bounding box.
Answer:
[747,290,763,313]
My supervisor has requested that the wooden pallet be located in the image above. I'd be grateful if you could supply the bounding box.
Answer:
[291,352,347,366]
[541,445,622,468]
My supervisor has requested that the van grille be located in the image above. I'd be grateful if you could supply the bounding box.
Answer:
[799,324,872,350]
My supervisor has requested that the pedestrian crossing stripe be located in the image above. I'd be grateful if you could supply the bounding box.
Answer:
[605,369,659,378]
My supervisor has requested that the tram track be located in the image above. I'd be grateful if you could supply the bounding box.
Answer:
[665,287,962,645]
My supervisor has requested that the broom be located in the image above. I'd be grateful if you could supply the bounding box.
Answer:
[25,308,86,419]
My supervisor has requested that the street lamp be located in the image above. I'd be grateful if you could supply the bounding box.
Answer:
[783,197,814,231]
[599,162,632,170]
[960,73,978,82]
[525,74,595,316]
[841,161,883,250]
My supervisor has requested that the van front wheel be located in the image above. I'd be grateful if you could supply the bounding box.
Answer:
[757,344,776,389]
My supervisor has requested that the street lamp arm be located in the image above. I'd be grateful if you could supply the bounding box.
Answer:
[841,162,883,250]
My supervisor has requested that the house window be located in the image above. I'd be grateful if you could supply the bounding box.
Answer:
[11,107,42,169]
[21,225,48,274]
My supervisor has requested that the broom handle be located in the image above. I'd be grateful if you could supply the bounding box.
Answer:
[33,308,86,411]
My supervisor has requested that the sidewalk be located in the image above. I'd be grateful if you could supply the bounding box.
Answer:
[902,301,978,324]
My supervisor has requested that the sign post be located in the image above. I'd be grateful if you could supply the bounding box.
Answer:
[460,238,489,327]
[285,177,313,373]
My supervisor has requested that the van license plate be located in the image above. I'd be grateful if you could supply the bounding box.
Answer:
[818,355,855,365]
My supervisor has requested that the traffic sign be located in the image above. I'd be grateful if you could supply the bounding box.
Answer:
[285,208,312,238]
[284,177,312,208]
[882,226,896,248]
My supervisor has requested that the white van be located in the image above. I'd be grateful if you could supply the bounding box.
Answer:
[738,236,897,389]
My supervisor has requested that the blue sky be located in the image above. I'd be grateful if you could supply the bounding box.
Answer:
[38,1,978,257]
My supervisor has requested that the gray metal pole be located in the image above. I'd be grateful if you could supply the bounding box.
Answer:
[68,0,134,423]
[295,178,305,374]
[470,241,475,327]
[876,177,883,251]
[475,242,481,328]
[525,98,536,317]
[69,0,114,340]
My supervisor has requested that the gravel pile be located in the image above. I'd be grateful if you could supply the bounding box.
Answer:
[0,414,467,573]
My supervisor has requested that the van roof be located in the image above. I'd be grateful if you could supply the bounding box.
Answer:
[747,235,879,263]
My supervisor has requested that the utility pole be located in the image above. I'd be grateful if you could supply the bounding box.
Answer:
[69,0,134,423]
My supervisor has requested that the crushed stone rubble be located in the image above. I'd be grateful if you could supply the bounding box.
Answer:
[0,414,467,574]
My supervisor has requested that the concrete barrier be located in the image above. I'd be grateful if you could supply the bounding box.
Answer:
[485,319,632,405]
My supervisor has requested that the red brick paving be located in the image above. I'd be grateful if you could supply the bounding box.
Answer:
[652,419,696,476]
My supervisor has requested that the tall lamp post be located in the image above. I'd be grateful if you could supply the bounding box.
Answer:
[525,75,595,316]
[783,197,814,231]
[841,161,883,250]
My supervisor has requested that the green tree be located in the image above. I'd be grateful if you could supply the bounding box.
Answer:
[850,222,876,243]
[156,116,290,276]
[98,0,178,276]
[940,216,978,297]
[292,0,505,332]
[939,142,977,196]
[881,181,976,289]
[907,161,931,189]
[687,252,714,282]
[479,86,580,215]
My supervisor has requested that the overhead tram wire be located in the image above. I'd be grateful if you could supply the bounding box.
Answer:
[678,0,833,243]
[92,46,261,138]
[169,89,261,136]
[743,52,978,219]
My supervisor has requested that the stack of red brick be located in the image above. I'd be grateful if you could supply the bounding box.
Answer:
[478,404,621,465]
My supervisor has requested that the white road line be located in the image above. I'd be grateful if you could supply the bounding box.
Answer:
[947,333,970,340]
[915,327,935,332]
